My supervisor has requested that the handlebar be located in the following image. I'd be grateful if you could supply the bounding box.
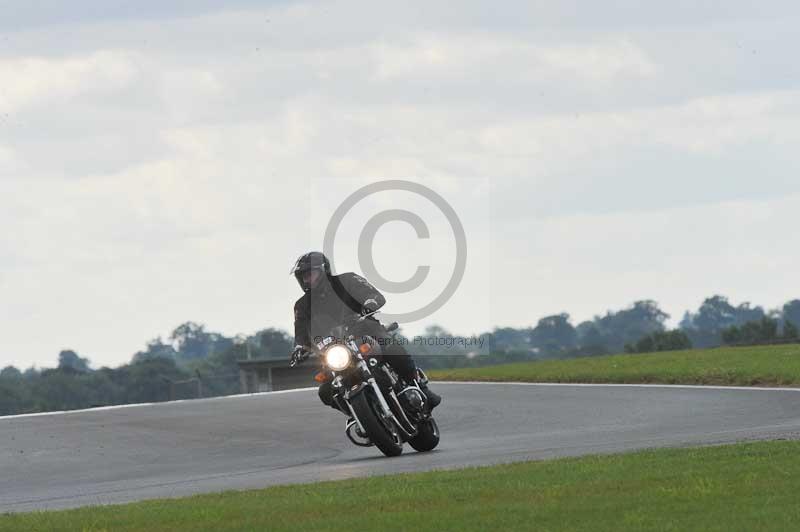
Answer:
[343,310,379,330]
[290,311,383,367]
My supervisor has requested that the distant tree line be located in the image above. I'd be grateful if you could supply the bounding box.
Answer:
[721,316,799,346]
[487,296,800,359]
[2,295,798,416]
[0,326,292,416]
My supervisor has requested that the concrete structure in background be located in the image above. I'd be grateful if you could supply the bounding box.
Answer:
[237,358,314,393]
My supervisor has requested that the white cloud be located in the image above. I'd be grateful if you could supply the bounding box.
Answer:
[0,51,140,114]
[0,144,15,167]
[370,34,657,84]
[470,89,800,217]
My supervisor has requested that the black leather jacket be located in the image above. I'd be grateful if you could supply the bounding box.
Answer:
[293,272,386,350]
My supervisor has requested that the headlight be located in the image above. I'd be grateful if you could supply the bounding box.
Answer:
[324,345,351,371]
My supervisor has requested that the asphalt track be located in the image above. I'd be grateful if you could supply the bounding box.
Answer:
[2,382,800,513]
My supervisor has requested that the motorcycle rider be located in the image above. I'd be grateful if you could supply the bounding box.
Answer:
[289,251,441,412]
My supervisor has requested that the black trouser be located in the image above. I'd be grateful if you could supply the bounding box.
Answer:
[318,319,417,408]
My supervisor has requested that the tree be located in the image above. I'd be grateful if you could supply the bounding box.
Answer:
[625,330,692,354]
[32,368,95,411]
[169,322,233,363]
[132,337,177,363]
[0,366,22,380]
[488,327,533,354]
[574,322,607,355]
[0,379,29,416]
[57,350,91,373]
[783,300,800,329]
[124,357,188,403]
[784,320,799,341]
[255,328,293,357]
[577,300,669,353]
[692,296,736,330]
[0,366,28,416]
[530,313,577,355]
[681,296,766,348]
[721,317,779,346]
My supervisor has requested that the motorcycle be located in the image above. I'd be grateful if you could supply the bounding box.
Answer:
[291,312,440,457]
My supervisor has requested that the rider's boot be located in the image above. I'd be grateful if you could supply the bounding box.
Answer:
[410,367,441,410]
[419,382,442,410]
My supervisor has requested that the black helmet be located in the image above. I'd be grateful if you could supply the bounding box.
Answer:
[290,251,331,291]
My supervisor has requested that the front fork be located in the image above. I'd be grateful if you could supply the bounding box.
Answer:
[337,360,418,441]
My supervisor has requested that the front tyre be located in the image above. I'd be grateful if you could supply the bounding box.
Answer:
[408,418,440,452]
[351,391,403,457]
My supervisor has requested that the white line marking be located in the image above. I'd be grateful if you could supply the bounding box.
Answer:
[0,387,317,421]
[435,381,800,392]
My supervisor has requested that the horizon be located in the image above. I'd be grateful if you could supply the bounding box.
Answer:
[6,291,797,371]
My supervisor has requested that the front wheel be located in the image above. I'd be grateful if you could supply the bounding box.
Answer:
[408,418,440,452]
[350,391,403,457]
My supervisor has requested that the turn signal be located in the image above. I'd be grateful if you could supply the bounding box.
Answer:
[314,372,331,383]
[359,343,372,355]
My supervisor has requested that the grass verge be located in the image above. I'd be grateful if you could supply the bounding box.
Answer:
[429,344,800,387]
[2,441,800,531]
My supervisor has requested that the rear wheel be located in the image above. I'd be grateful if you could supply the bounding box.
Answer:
[408,418,440,452]
[351,391,403,457]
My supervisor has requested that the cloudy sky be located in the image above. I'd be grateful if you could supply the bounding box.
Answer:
[2,1,799,369]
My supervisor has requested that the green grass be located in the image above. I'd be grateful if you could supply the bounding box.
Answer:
[429,344,800,387]
[3,441,800,531]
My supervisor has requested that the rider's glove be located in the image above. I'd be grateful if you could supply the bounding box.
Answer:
[290,345,309,367]
[361,298,379,316]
